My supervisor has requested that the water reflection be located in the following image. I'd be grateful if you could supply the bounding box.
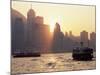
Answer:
[12,53,96,74]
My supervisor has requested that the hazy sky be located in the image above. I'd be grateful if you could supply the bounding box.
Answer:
[12,1,95,36]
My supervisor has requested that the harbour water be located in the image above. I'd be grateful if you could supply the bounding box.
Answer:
[11,52,96,74]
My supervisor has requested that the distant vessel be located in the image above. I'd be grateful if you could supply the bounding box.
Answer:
[13,50,41,57]
[72,42,93,60]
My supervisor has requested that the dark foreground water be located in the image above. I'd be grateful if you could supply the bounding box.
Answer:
[11,53,96,74]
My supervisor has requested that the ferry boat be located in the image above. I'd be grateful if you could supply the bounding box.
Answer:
[12,51,41,57]
[72,42,93,60]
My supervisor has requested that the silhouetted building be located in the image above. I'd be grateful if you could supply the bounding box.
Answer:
[26,8,36,48]
[90,32,96,41]
[80,30,88,47]
[52,23,64,52]
[11,9,27,54]
[65,32,68,38]
[90,32,96,50]
[69,31,73,39]
[35,24,51,53]
[69,31,75,41]
[63,31,74,51]
[12,17,24,53]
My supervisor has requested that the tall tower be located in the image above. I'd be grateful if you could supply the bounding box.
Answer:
[52,22,64,51]
[54,22,61,33]
[80,30,88,47]
[69,31,73,39]
[27,8,35,27]
[26,6,36,48]
[12,17,24,52]
[90,32,96,50]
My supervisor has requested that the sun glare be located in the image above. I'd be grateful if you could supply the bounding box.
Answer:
[49,16,62,32]
[50,20,55,32]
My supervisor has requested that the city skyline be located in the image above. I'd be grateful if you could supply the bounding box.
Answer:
[11,1,96,74]
[12,1,96,36]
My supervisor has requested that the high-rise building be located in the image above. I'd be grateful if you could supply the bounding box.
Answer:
[80,30,88,47]
[52,23,64,51]
[27,8,35,21]
[69,31,72,37]
[27,8,36,27]
[26,8,36,48]
[69,31,74,40]
[90,32,96,50]
[35,24,51,53]
[90,32,96,41]
[54,23,61,32]
[12,17,24,52]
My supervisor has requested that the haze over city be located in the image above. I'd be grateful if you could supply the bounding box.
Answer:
[11,1,96,74]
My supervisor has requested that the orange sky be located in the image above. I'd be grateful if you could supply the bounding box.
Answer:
[12,1,96,36]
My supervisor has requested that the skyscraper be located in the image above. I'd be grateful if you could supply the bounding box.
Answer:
[26,8,36,48]
[90,32,96,41]
[80,30,88,47]
[90,32,96,50]
[69,31,72,37]
[52,23,64,51]
[12,17,24,53]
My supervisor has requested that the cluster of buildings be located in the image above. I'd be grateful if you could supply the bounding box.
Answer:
[12,8,51,53]
[11,8,96,54]
[52,24,96,52]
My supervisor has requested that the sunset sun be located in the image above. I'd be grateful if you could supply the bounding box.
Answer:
[50,20,55,32]
[49,16,62,32]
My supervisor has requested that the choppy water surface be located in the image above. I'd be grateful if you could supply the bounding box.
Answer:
[11,53,96,74]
